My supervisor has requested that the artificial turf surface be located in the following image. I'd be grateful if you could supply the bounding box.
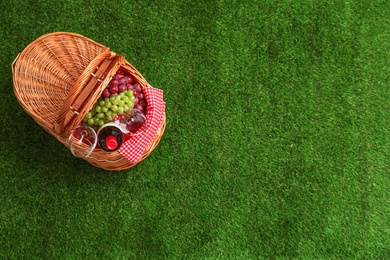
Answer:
[1,0,389,258]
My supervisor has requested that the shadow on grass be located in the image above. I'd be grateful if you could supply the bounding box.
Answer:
[3,96,131,180]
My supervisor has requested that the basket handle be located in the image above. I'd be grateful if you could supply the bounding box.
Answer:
[55,50,124,136]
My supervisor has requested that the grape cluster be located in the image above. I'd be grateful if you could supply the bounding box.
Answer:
[101,68,134,98]
[82,68,148,128]
[83,90,135,127]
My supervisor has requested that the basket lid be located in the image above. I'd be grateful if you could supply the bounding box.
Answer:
[12,32,110,134]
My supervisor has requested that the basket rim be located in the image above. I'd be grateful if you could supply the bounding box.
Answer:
[20,31,108,54]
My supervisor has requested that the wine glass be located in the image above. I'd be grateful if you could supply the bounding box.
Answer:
[68,125,97,158]
[120,109,147,136]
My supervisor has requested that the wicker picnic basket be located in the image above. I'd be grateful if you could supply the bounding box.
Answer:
[12,32,166,171]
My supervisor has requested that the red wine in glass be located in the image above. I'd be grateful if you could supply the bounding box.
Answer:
[120,109,147,136]
[68,126,97,158]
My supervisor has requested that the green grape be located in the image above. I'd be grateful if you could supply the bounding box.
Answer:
[101,106,108,113]
[126,90,134,97]
[105,110,113,118]
[123,104,130,112]
[111,105,118,112]
[130,95,135,102]
[86,112,93,119]
[109,96,116,102]
[94,118,100,126]
[99,100,105,107]
[118,106,124,114]
[91,107,97,116]
[97,112,105,119]
[105,101,112,108]
[118,100,125,107]
[87,118,94,126]
[112,99,119,105]
[98,119,105,127]
[83,117,88,123]
[104,97,110,104]
[126,100,134,109]
[106,113,114,121]
[95,105,102,113]
[122,96,129,103]
[119,92,126,98]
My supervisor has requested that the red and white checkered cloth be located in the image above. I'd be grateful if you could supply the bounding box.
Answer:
[119,85,165,163]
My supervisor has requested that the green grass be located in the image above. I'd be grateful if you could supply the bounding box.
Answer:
[1,0,389,259]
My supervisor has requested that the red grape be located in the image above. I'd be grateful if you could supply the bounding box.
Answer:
[138,99,147,109]
[110,79,119,87]
[127,84,134,90]
[117,68,125,75]
[118,84,127,93]
[126,75,133,84]
[113,71,124,80]
[109,84,118,94]
[134,83,142,92]
[102,88,111,98]
[134,104,144,112]
[118,77,127,85]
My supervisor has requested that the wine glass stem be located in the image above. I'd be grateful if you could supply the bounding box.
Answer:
[79,133,85,144]
[79,130,88,144]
